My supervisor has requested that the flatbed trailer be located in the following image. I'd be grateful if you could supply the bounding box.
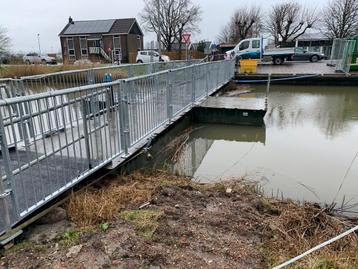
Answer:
[263,47,295,65]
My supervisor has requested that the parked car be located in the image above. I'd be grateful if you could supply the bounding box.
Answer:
[136,51,170,63]
[23,53,57,65]
[290,48,327,62]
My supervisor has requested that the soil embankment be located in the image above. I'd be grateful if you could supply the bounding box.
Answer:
[1,172,357,269]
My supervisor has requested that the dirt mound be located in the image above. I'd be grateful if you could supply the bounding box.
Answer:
[1,172,357,269]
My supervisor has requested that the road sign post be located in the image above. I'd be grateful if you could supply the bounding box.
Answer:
[182,33,191,60]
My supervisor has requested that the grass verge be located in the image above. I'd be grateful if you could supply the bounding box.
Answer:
[120,209,163,240]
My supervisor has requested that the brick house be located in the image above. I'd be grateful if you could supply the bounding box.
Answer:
[59,17,144,64]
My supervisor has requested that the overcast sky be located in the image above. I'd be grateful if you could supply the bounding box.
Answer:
[0,0,327,53]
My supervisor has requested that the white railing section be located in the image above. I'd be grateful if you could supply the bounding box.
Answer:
[0,59,235,235]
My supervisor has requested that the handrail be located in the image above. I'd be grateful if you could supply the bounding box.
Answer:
[0,59,232,106]
[17,60,201,80]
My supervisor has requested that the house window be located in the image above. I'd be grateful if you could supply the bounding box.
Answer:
[80,37,88,57]
[137,35,141,50]
[67,38,75,59]
[113,36,121,50]
[113,36,121,61]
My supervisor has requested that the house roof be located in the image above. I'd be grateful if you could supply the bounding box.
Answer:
[289,32,331,42]
[59,18,142,36]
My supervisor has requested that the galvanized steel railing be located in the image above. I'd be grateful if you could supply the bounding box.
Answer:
[0,59,235,236]
[1,60,201,99]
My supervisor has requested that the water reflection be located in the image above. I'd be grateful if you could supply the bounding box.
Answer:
[164,85,358,215]
[172,124,266,178]
[258,85,358,138]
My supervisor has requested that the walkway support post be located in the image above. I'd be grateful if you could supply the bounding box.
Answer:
[0,110,15,230]
[166,71,173,121]
[191,65,196,104]
[265,73,271,110]
[81,99,92,169]
[119,81,130,155]
[205,64,209,97]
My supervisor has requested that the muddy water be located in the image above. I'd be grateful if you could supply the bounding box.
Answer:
[169,85,358,213]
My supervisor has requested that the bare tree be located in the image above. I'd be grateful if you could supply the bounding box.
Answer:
[266,2,317,44]
[218,6,262,43]
[141,0,201,51]
[0,26,10,57]
[323,0,358,38]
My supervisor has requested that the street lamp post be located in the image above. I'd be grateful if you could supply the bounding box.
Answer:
[37,34,41,55]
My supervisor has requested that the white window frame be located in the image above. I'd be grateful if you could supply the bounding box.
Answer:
[67,37,75,59]
[113,36,121,54]
[137,35,141,50]
[80,37,88,57]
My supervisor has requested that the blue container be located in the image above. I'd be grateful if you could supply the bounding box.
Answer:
[103,73,113,82]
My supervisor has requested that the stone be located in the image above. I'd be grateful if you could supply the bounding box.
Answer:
[149,266,161,269]
[112,260,123,266]
[27,220,70,244]
[37,207,67,225]
[226,188,232,194]
[66,245,83,258]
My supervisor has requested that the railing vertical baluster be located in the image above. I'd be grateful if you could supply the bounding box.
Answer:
[20,80,35,140]
[128,65,134,78]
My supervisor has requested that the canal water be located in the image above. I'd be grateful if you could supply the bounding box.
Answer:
[158,85,358,214]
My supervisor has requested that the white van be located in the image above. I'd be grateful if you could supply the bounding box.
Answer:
[136,51,170,63]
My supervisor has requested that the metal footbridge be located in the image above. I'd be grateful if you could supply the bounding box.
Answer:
[0,59,235,239]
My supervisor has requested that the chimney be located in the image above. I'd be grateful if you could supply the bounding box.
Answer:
[69,16,74,24]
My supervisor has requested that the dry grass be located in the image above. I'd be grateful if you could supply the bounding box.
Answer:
[263,200,358,268]
[0,64,99,78]
[66,172,190,227]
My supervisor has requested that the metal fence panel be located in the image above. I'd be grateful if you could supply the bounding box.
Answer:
[330,39,357,73]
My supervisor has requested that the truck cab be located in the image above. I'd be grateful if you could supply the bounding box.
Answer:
[230,37,296,65]
[233,38,263,60]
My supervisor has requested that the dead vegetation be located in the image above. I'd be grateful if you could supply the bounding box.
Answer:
[262,199,358,268]
[66,172,189,227]
[66,171,358,268]
[2,171,358,269]
[0,64,96,78]
[159,126,202,162]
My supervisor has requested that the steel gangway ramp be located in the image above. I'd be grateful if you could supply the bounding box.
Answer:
[0,59,235,239]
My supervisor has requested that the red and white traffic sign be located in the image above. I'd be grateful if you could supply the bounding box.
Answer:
[182,33,191,44]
